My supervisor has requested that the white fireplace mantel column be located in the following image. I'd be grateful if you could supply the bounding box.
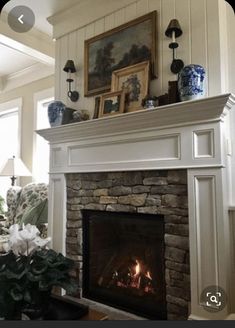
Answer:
[37,93,235,320]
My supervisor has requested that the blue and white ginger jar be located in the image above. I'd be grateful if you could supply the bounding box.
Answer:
[178,64,206,101]
[47,101,66,127]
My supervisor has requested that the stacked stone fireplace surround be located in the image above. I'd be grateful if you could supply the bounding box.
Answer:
[66,169,190,320]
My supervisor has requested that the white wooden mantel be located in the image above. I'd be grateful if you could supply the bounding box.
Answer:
[37,93,235,320]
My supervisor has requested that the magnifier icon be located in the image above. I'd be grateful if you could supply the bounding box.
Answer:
[210,295,218,303]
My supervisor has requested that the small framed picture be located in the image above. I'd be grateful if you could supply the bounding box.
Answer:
[99,90,125,118]
[93,96,101,119]
[111,61,150,112]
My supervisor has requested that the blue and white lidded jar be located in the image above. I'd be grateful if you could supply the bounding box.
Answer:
[178,64,206,101]
[47,101,66,127]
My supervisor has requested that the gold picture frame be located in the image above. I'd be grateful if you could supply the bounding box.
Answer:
[84,11,157,97]
[111,61,150,112]
[99,90,125,118]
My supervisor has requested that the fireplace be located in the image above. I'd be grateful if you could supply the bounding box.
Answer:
[38,94,235,320]
[82,210,166,319]
[65,170,190,320]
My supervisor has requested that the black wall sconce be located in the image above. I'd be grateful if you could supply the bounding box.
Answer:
[63,60,79,102]
[165,19,184,74]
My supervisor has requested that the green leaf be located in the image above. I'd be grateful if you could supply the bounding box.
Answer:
[9,285,24,301]
[27,271,42,282]
[23,290,32,303]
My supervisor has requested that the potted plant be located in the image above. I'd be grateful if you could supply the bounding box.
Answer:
[0,224,78,320]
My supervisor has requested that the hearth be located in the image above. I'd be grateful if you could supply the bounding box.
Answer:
[82,210,166,319]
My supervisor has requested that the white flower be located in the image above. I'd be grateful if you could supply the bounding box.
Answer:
[3,224,51,256]
[19,224,39,241]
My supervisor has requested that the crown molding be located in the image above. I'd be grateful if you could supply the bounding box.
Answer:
[0,63,54,93]
[0,12,55,64]
[37,94,235,144]
[47,0,136,39]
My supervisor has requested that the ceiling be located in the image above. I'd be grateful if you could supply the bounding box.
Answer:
[0,0,80,88]
[2,0,80,35]
[0,43,38,76]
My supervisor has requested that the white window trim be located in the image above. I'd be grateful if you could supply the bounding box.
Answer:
[0,98,22,158]
[33,88,54,181]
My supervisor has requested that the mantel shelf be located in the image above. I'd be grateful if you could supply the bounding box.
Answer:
[37,93,235,144]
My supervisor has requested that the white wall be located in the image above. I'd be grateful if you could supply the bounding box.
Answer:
[51,0,235,116]
[225,2,235,94]
[0,75,54,186]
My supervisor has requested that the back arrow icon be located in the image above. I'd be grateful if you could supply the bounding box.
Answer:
[18,14,24,24]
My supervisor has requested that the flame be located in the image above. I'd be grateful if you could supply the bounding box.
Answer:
[135,260,140,276]
[146,271,152,280]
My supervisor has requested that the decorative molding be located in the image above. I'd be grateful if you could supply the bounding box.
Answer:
[194,176,219,296]
[0,12,55,61]
[188,168,231,320]
[48,174,66,255]
[193,129,214,159]
[51,147,65,168]
[0,63,54,93]
[47,0,137,39]
[37,94,234,145]
[38,94,235,320]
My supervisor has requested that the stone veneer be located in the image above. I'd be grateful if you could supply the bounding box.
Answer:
[66,170,190,320]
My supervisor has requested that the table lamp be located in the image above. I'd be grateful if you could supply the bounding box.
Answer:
[0,155,31,186]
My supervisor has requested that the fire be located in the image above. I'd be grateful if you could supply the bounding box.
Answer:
[146,271,152,280]
[134,260,140,276]
[109,258,155,294]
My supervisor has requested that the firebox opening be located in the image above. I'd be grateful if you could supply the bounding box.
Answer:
[82,210,166,319]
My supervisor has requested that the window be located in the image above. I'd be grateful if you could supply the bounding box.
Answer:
[0,106,19,202]
[33,89,54,183]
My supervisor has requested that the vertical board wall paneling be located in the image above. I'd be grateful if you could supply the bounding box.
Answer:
[55,40,61,100]
[55,0,226,115]
[125,1,138,20]
[205,0,221,96]
[136,0,149,15]
[104,13,115,31]
[94,18,105,35]
[59,36,69,105]
[161,0,177,91]
[175,0,191,70]
[84,23,96,112]
[114,7,126,26]
[67,30,78,109]
[190,0,208,98]
[76,27,87,111]
[149,0,163,96]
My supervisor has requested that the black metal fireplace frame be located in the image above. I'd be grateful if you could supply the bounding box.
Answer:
[82,210,167,320]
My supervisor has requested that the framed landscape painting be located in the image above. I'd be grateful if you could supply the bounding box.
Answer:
[111,61,150,113]
[84,11,157,97]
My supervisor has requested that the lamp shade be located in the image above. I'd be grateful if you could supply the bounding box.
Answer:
[0,156,31,177]
[165,19,183,38]
[63,60,76,73]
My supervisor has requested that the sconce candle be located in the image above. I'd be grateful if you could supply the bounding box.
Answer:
[63,60,79,102]
[165,19,184,74]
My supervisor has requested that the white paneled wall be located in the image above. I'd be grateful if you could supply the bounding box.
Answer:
[53,0,231,115]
